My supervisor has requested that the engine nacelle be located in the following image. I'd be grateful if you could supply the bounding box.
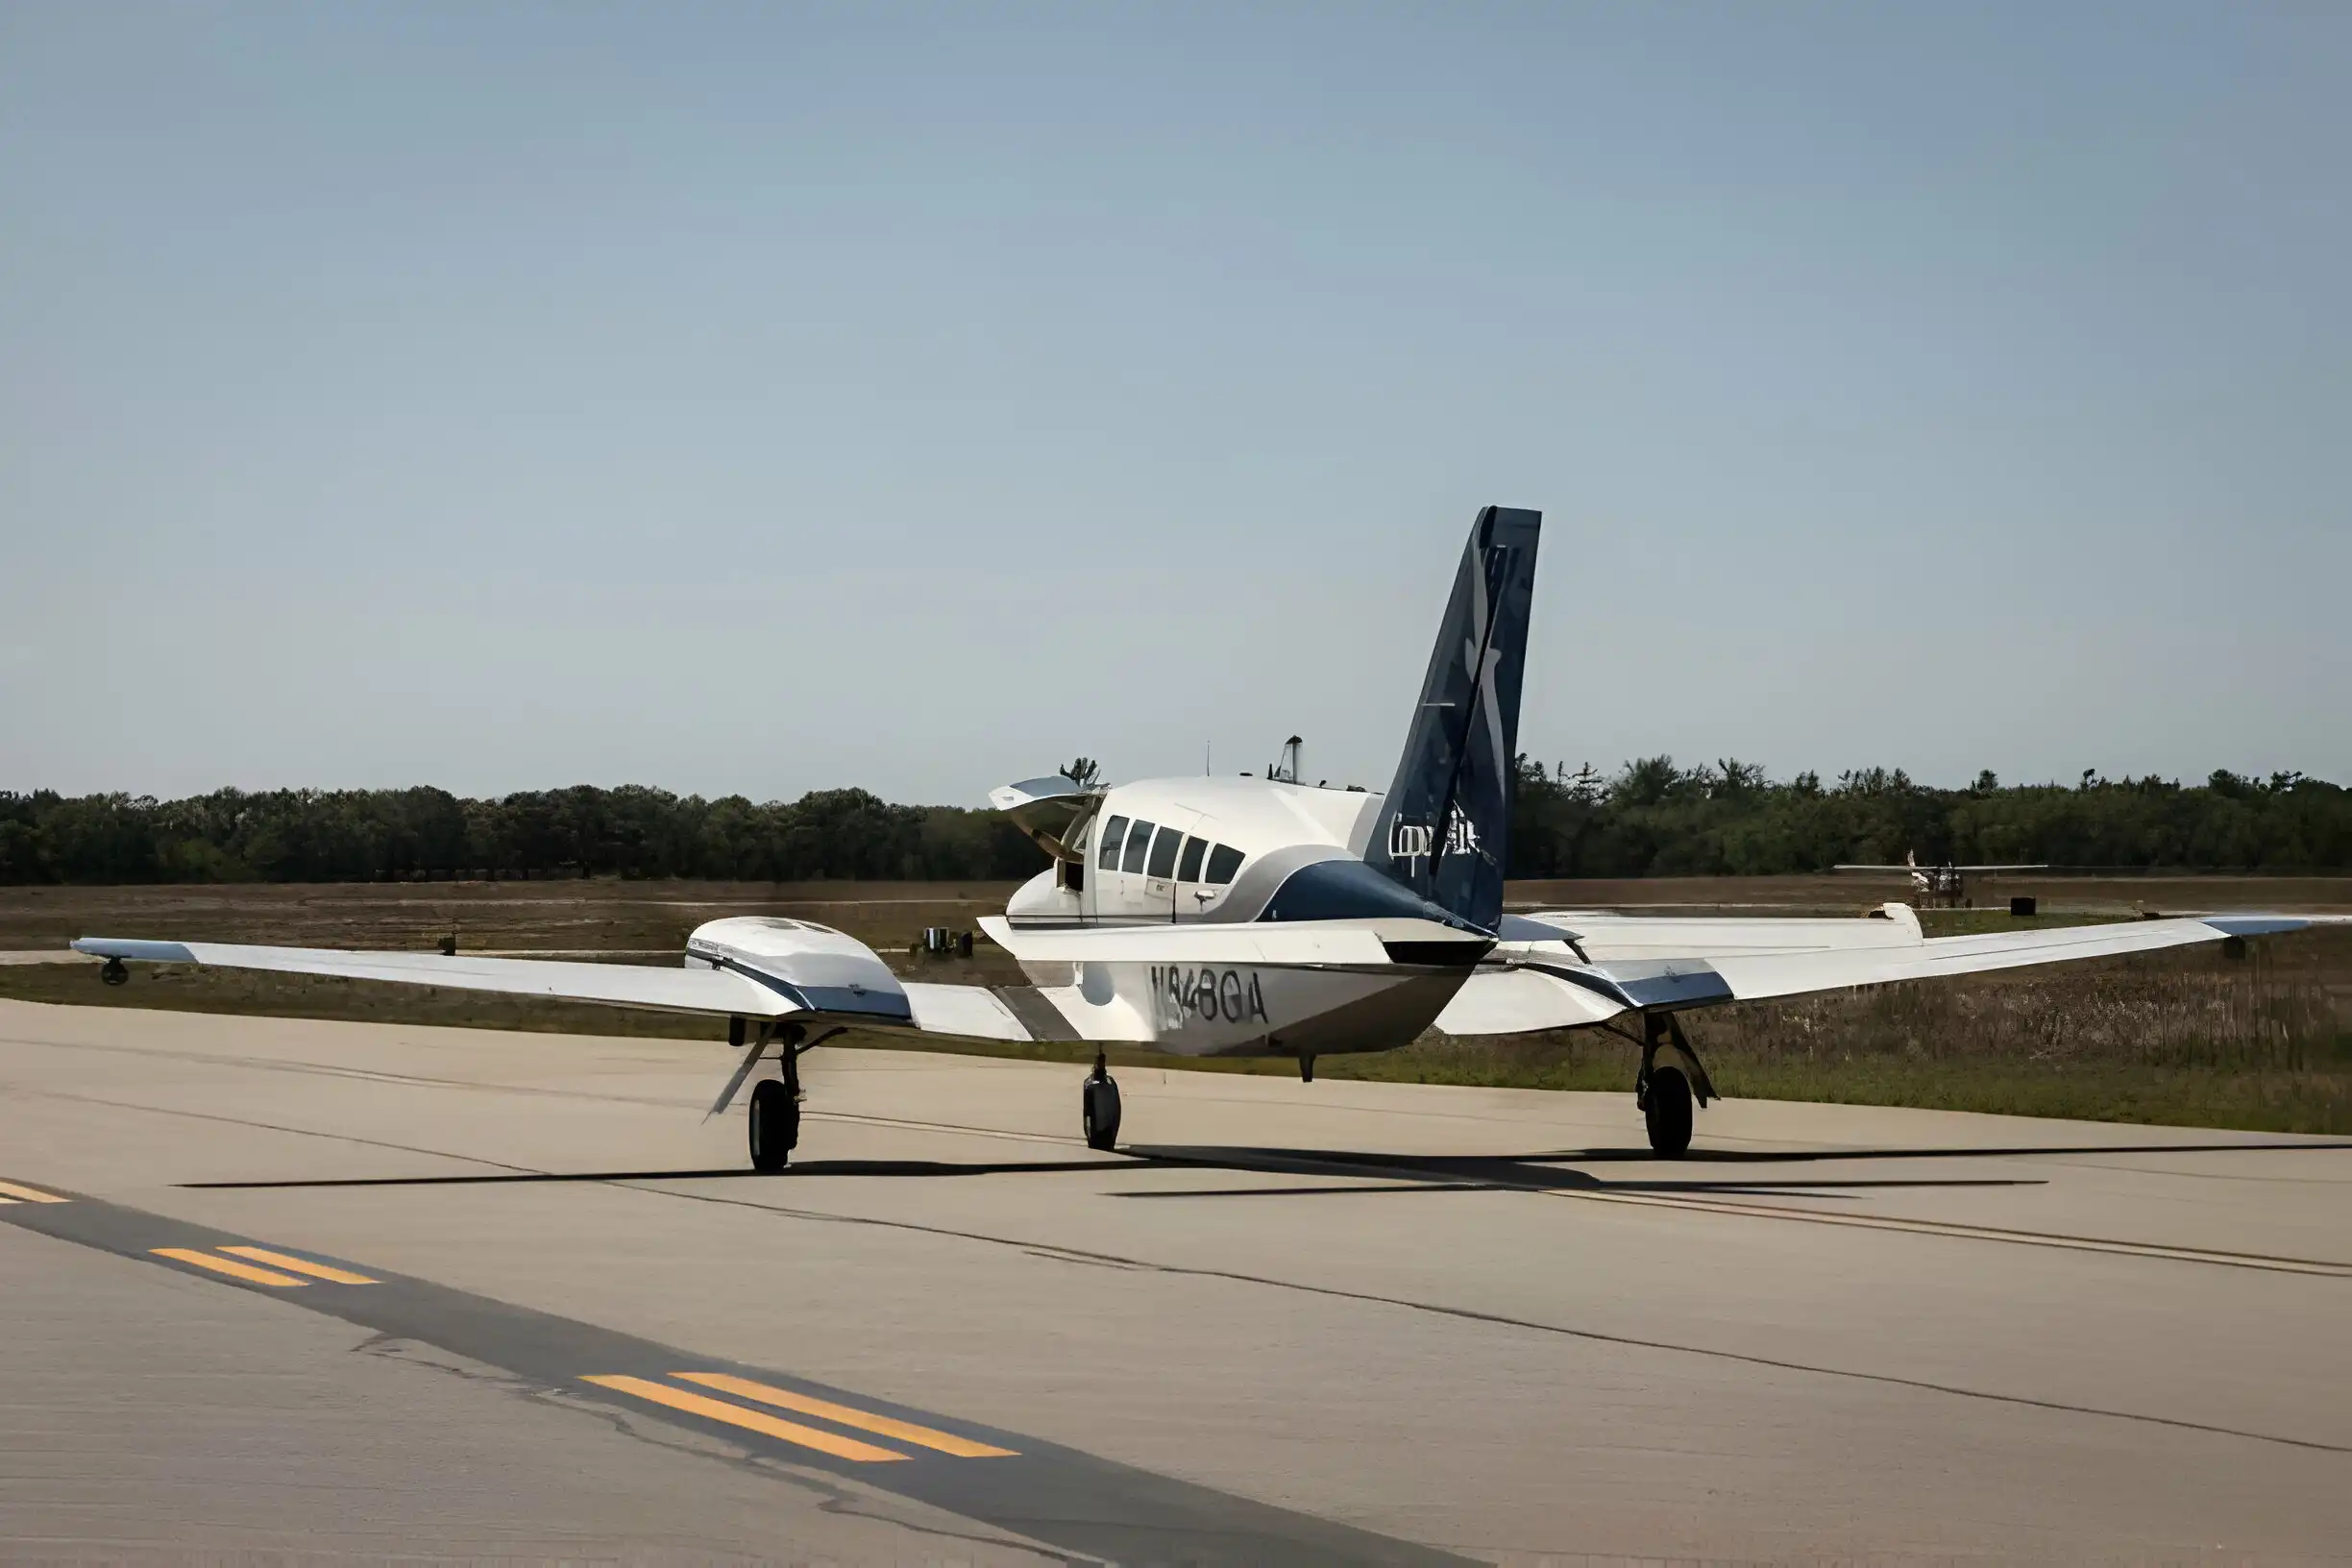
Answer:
[684,917,913,1026]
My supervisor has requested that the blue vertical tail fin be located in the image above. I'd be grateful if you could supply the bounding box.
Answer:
[1363,506,1541,932]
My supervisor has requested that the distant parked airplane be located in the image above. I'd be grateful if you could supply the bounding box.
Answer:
[1834,850,2050,907]
[78,508,2326,1165]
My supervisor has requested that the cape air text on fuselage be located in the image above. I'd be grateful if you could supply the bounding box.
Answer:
[1384,803,1482,871]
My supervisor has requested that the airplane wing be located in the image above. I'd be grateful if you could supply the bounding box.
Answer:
[71,939,800,1017]
[1437,915,2328,1036]
[72,935,1063,1046]
[1700,916,2312,1005]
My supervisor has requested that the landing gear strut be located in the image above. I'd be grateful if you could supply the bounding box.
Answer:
[748,1025,804,1174]
[1636,1012,1716,1159]
[1082,1051,1121,1151]
[100,958,129,987]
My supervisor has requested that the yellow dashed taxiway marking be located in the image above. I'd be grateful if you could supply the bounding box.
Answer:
[152,1247,309,1287]
[0,1181,70,1204]
[583,1375,910,1462]
[676,1371,1017,1457]
[219,1245,379,1285]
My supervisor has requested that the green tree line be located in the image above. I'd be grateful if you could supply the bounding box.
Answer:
[2,763,2345,886]
[1510,759,2352,877]
[0,786,1039,885]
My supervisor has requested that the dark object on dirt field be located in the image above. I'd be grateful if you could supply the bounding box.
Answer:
[922,926,971,956]
[2010,895,2037,918]
[439,933,457,956]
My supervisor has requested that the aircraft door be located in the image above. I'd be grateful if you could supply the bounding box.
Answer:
[1096,813,1161,920]
[1094,813,1135,920]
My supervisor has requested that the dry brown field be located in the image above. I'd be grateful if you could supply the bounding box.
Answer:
[1511,870,2352,916]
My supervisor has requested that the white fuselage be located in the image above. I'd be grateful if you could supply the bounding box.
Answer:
[1005,773,1384,928]
[972,773,1481,1057]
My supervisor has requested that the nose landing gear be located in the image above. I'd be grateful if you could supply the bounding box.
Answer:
[1082,1052,1121,1150]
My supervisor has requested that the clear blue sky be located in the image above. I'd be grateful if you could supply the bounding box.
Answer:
[4,2,2345,804]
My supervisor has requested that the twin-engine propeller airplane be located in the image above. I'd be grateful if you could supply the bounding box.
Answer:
[76,506,2331,1168]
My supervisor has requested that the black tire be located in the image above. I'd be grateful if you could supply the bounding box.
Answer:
[748,1078,797,1173]
[1644,1066,1693,1158]
[1082,1073,1122,1151]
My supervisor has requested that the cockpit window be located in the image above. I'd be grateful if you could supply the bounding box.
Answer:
[1204,844,1244,885]
[1097,816,1128,870]
[1175,836,1207,882]
[1146,824,1182,879]
[1121,820,1157,874]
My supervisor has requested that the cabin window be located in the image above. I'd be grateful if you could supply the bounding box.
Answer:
[1175,836,1207,882]
[1204,844,1244,884]
[1146,824,1182,879]
[1097,816,1128,870]
[1121,820,1157,874]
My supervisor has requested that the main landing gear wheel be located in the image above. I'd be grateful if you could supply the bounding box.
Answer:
[748,1077,799,1173]
[1643,1066,1693,1158]
[1082,1054,1121,1151]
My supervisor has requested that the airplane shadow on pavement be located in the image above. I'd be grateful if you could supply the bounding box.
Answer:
[177,1139,2351,1197]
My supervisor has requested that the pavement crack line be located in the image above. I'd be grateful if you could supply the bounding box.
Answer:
[615,1180,2352,1458]
[18,1087,546,1173]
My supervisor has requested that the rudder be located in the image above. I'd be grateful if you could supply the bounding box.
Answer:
[1364,505,1541,932]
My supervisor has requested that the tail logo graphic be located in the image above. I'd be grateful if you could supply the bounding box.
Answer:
[1363,505,1541,933]
[1465,555,1509,787]
[1385,805,1482,869]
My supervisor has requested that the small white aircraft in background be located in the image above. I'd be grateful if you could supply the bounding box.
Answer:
[77,507,2326,1167]
[1834,850,2050,908]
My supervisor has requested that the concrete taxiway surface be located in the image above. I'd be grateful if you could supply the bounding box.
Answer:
[2,998,2347,1564]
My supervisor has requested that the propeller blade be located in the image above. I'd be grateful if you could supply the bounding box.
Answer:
[704,1025,772,1120]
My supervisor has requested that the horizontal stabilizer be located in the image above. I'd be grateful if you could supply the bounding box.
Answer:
[978,915,1488,968]
[1434,968,1626,1035]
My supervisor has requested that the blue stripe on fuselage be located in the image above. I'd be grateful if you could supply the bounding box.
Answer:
[1256,858,1485,932]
